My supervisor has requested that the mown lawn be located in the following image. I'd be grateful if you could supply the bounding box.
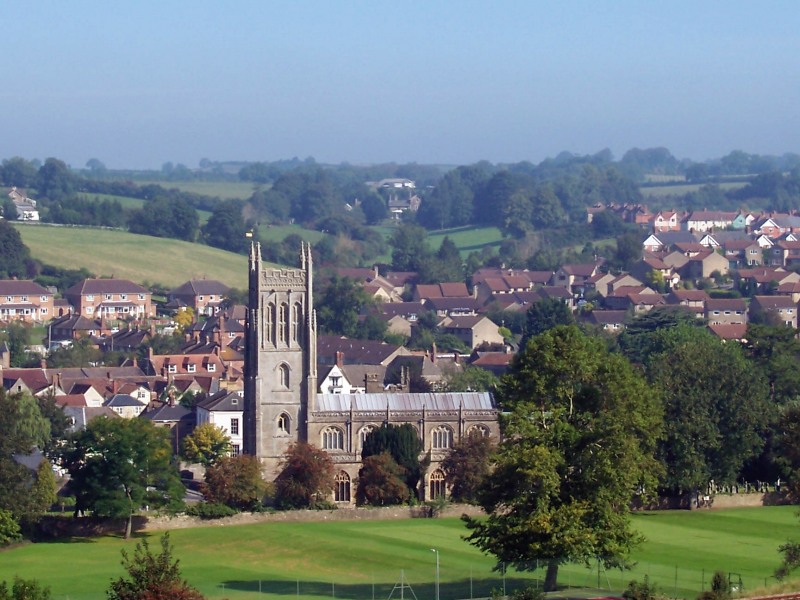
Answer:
[639,181,747,198]
[15,224,249,289]
[0,507,797,600]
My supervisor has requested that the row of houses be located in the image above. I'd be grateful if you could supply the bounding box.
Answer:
[0,277,231,325]
[588,203,800,236]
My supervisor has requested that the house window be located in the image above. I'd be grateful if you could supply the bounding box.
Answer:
[120,294,127,300]
[277,413,290,435]
[199,296,204,301]
[40,308,47,314]
[207,363,216,372]
[5,296,11,302]
[334,471,351,502]
[40,295,48,301]
[138,293,145,300]
[105,294,113,300]
[86,307,94,314]
[431,426,453,449]
[322,426,344,450]
[20,296,27,302]
[187,364,196,373]
[231,444,240,457]
[167,364,177,373]
[87,295,94,301]
[230,418,239,435]
[429,469,446,500]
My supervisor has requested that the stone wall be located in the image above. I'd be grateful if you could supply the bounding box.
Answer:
[142,504,485,532]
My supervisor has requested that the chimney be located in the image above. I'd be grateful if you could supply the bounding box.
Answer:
[40,358,47,369]
[431,342,437,364]
[336,351,344,368]
[132,357,137,368]
[374,265,379,278]
[112,379,119,395]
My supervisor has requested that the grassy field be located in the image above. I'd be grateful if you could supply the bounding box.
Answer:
[14,224,248,289]
[372,224,505,262]
[77,193,213,223]
[640,181,748,198]
[0,507,797,600]
[256,224,328,245]
[137,180,260,200]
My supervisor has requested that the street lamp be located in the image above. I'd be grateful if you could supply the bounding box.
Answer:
[430,548,439,600]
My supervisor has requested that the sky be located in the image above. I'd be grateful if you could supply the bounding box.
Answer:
[3,1,799,169]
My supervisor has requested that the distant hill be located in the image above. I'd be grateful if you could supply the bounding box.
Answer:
[14,223,249,289]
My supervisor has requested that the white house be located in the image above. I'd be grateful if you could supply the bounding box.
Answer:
[196,390,244,456]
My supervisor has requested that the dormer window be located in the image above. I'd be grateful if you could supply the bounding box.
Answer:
[187,364,196,373]
[207,363,216,372]
[167,364,177,373]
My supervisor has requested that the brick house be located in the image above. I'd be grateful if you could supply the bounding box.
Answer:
[63,279,153,320]
[167,280,230,316]
[0,280,54,323]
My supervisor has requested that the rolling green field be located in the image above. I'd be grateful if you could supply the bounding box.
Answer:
[1,508,797,600]
[77,193,213,223]
[137,180,260,200]
[14,224,249,289]
[639,181,747,198]
[373,224,505,262]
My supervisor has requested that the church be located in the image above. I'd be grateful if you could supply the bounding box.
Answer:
[243,243,500,503]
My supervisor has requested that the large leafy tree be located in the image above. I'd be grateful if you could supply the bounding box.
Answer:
[522,298,575,347]
[202,200,248,253]
[316,275,374,337]
[61,418,184,538]
[362,423,425,497]
[181,423,231,467]
[464,326,663,591]
[442,433,494,503]
[647,327,773,493]
[108,533,205,600]
[203,455,270,510]
[0,220,32,279]
[274,442,334,509]
[356,453,410,506]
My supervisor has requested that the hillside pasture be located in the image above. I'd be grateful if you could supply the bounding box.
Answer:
[77,192,213,222]
[14,223,248,288]
[137,180,260,200]
[0,507,796,600]
[640,181,748,198]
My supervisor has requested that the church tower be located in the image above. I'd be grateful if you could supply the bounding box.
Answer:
[244,242,317,475]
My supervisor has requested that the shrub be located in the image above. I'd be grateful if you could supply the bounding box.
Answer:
[185,502,237,519]
[623,576,661,600]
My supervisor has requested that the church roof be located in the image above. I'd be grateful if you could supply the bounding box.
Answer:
[315,392,494,412]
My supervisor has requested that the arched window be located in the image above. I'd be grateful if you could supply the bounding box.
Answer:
[265,303,274,346]
[431,426,453,450]
[429,469,446,500]
[334,471,351,502]
[322,426,344,450]
[278,363,290,388]
[358,425,378,451]
[467,424,490,438]
[292,303,302,344]
[279,303,289,343]
[277,413,290,435]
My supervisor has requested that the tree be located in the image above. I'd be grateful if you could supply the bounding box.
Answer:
[360,192,389,225]
[36,158,76,202]
[128,197,199,242]
[390,223,432,272]
[442,433,494,503]
[614,232,642,270]
[274,442,335,509]
[173,308,195,335]
[108,533,205,600]
[61,418,184,538]
[181,423,231,467]
[464,326,663,591]
[0,220,32,279]
[647,327,772,493]
[1,157,38,187]
[522,298,575,347]
[361,424,425,497]
[0,509,21,547]
[202,200,248,253]
[316,276,374,337]
[355,452,410,506]
[202,455,269,510]
[444,366,499,393]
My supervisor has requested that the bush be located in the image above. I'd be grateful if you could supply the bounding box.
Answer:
[623,576,661,600]
[184,502,237,519]
[511,587,545,600]
[0,509,21,547]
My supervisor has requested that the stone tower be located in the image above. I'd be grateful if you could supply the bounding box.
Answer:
[244,242,317,475]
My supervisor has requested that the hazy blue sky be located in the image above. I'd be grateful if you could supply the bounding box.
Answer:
[3,1,799,169]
